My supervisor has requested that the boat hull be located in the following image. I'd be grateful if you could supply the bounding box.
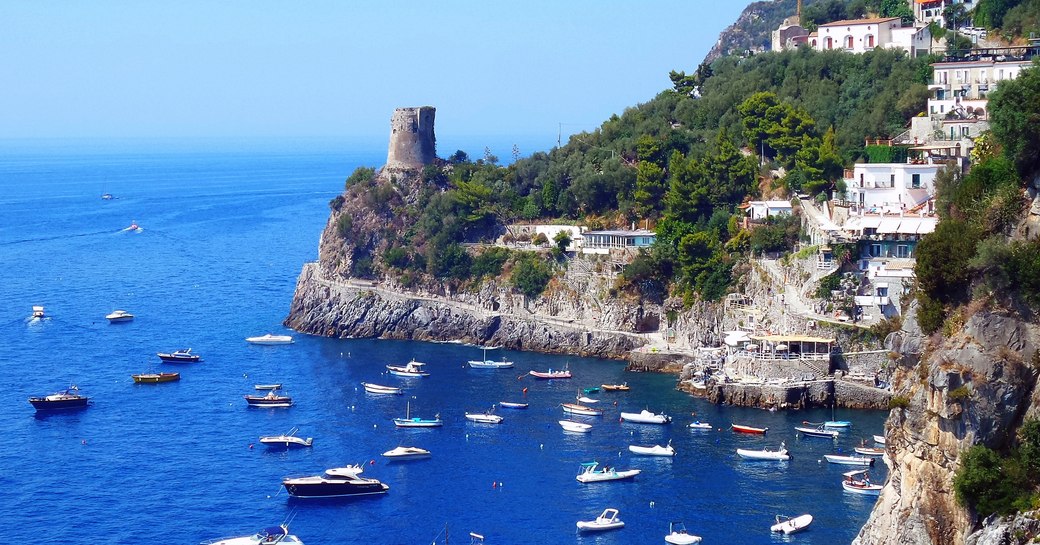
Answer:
[157,354,200,363]
[665,533,702,545]
[393,418,442,428]
[854,447,886,456]
[576,470,640,483]
[576,521,624,532]
[825,455,874,466]
[771,514,813,534]
[562,403,603,416]
[529,370,571,379]
[731,424,767,434]
[842,481,883,495]
[245,396,293,408]
[29,397,89,411]
[498,402,528,409]
[464,413,503,424]
[468,360,514,369]
[559,420,592,433]
[382,447,431,459]
[620,411,671,424]
[796,426,840,438]
[132,372,180,383]
[629,445,675,456]
[283,479,389,498]
[245,335,294,345]
[361,383,402,395]
[260,437,313,448]
[736,449,790,461]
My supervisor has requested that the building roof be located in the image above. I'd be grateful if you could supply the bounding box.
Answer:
[819,17,900,27]
[750,334,836,343]
[582,229,655,237]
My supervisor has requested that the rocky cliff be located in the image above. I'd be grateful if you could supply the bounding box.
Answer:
[703,0,803,64]
[853,305,1040,545]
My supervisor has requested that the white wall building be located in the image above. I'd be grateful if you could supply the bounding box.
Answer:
[844,163,940,213]
[809,17,932,57]
[745,200,793,220]
[913,0,978,26]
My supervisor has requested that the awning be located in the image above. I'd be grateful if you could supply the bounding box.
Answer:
[860,216,883,229]
[917,217,937,234]
[906,188,931,205]
[750,335,835,343]
[894,218,921,234]
[855,296,891,306]
[877,217,903,234]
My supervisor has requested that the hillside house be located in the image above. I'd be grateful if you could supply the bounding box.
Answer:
[809,17,932,57]
[844,162,939,213]
[744,200,794,221]
[581,229,656,255]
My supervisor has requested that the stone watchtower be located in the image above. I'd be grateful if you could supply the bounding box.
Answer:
[385,106,436,170]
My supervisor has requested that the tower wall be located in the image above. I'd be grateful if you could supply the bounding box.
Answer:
[385,107,436,170]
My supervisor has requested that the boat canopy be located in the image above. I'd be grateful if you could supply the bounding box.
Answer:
[263,526,287,536]
[843,469,870,477]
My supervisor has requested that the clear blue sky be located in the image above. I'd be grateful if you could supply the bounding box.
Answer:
[1,1,746,148]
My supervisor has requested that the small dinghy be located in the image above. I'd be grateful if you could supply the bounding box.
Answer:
[796,425,840,438]
[562,403,603,416]
[873,434,886,445]
[664,521,702,544]
[362,382,403,395]
[842,469,883,495]
[465,408,504,424]
[576,396,599,404]
[498,401,528,409]
[854,446,886,456]
[559,420,591,433]
[731,423,767,434]
[825,454,875,466]
[688,421,712,430]
[771,514,813,534]
[575,461,640,483]
[576,508,624,532]
[620,409,671,424]
[629,440,675,457]
[736,442,790,461]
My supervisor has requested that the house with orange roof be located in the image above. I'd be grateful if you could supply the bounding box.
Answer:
[808,17,932,57]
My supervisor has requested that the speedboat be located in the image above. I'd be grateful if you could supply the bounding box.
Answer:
[245,333,294,345]
[796,425,840,438]
[498,401,528,409]
[771,514,813,534]
[100,193,114,200]
[559,420,592,433]
[576,508,624,532]
[382,446,431,459]
[259,427,313,448]
[576,396,599,404]
[736,442,790,461]
[464,409,503,424]
[601,383,630,391]
[244,390,293,407]
[629,441,675,457]
[157,348,201,363]
[106,309,134,323]
[31,305,45,319]
[561,403,603,416]
[529,368,571,379]
[393,402,442,427]
[282,465,390,498]
[575,461,640,483]
[664,521,702,544]
[688,421,713,430]
[28,386,89,411]
[201,523,303,544]
[132,372,180,383]
[386,359,429,377]
[731,423,767,434]
[873,434,886,445]
[824,454,875,466]
[620,409,671,424]
[842,469,883,495]
[361,382,403,395]
[855,446,886,456]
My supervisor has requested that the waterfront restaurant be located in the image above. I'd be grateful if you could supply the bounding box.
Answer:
[746,334,836,361]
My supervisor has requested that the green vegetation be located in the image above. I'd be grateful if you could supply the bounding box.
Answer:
[954,419,1040,517]
[511,255,553,298]
[888,395,910,409]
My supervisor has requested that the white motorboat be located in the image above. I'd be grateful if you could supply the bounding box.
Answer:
[245,333,294,345]
[464,409,503,424]
[106,309,134,323]
[499,401,529,409]
[575,461,640,483]
[576,508,625,532]
[386,359,429,377]
[824,454,875,466]
[855,446,886,456]
[736,442,790,461]
[559,420,591,433]
[664,521,702,544]
[31,305,45,319]
[382,446,431,459]
[873,434,886,445]
[842,469,883,495]
[561,403,603,416]
[771,514,813,534]
[468,346,514,369]
[796,425,840,438]
[201,523,303,544]
[629,441,675,457]
[362,382,403,395]
[688,421,712,430]
[620,409,671,424]
[254,383,283,391]
[576,396,599,404]
[259,427,313,449]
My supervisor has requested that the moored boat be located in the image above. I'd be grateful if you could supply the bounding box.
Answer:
[259,427,313,449]
[629,441,675,457]
[31,305,45,319]
[873,434,886,445]
[824,454,874,466]
[561,403,603,416]
[382,446,431,459]
[731,423,767,434]
[620,409,671,424]
[201,523,303,544]
[132,372,180,383]
[361,382,403,395]
[498,401,528,409]
[559,420,592,433]
[575,461,640,483]
[244,389,293,407]
[825,420,852,428]
[664,521,702,544]
[854,446,886,456]
[282,465,389,498]
[386,359,430,377]
[393,401,442,428]
[601,383,630,391]
[254,383,283,390]
[245,333,294,345]
[796,425,840,438]
[28,386,89,411]
[771,514,813,535]
[464,409,503,424]
[467,347,513,369]
[576,508,624,532]
[529,368,571,379]
[842,469,883,495]
[688,421,713,430]
[576,396,599,404]
[106,309,134,323]
[157,348,201,363]
[736,442,790,461]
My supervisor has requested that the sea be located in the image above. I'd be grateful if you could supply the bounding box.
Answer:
[0,138,888,544]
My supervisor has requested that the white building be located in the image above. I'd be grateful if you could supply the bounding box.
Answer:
[844,163,940,213]
[745,200,793,220]
[809,17,932,57]
[913,0,978,26]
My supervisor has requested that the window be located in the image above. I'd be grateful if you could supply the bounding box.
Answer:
[912,174,921,188]
[890,174,895,187]
[826,37,833,49]
[859,173,864,187]
[870,244,882,257]
[876,285,890,297]
[962,126,970,136]
[845,36,854,49]
[896,245,909,258]
[866,34,875,48]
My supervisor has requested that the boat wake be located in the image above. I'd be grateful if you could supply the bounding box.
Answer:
[0,229,116,246]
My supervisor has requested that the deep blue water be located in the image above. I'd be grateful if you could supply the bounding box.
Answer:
[0,140,888,544]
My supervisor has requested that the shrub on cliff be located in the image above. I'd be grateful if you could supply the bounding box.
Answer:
[511,255,552,298]
[954,418,1040,517]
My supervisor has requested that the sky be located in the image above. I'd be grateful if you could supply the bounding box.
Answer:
[1,1,747,150]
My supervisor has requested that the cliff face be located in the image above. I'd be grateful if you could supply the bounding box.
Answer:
[853,306,1040,545]
[703,0,801,64]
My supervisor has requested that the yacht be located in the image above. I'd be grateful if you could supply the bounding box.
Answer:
[245,334,294,345]
[106,309,134,323]
[201,523,303,544]
[157,348,201,363]
[259,427,313,449]
[382,446,431,460]
[29,386,89,411]
[282,465,390,498]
